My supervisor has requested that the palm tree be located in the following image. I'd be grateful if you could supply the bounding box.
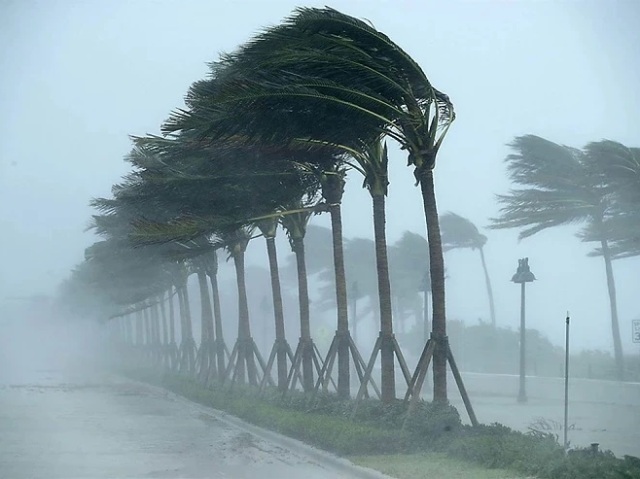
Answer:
[341,140,404,402]
[491,135,626,379]
[163,7,456,402]
[440,212,496,327]
[583,141,640,258]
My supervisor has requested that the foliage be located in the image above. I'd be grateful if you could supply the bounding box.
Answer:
[352,453,529,479]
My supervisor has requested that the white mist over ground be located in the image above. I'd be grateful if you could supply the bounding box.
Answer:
[0,305,386,479]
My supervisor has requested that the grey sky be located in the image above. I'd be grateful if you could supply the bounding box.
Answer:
[1,0,639,352]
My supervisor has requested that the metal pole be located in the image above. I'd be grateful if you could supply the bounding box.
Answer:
[518,282,527,402]
[564,312,570,452]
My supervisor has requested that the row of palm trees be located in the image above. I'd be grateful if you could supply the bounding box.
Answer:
[59,7,461,405]
[491,135,640,380]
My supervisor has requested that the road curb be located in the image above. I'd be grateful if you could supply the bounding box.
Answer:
[128,376,395,479]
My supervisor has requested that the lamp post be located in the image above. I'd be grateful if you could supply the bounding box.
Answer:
[512,258,536,403]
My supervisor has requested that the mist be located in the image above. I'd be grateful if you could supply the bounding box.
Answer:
[1,1,640,477]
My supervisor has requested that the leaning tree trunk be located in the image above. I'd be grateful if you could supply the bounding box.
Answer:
[177,286,188,372]
[168,286,177,369]
[292,236,314,392]
[206,253,226,378]
[197,270,215,382]
[323,173,350,398]
[159,293,169,362]
[478,246,497,328]
[233,248,258,385]
[265,235,288,391]
[177,284,196,374]
[418,168,448,403]
[182,284,196,373]
[600,239,624,380]
[372,193,396,402]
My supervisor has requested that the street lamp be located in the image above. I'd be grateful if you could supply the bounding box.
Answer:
[512,257,536,403]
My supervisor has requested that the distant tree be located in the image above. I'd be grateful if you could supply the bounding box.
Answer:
[582,141,640,258]
[388,231,430,332]
[440,212,496,327]
[490,135,625,379]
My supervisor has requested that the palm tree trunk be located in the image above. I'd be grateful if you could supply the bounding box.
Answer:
[197,270,215,381]
[177,286,188,372]
[601,239,624,380]
[372,193,395,402]
[292,237,314,392]
[179,284,195,374]
[135,310,143,347]
[419,169,448,403]
[208,266,226,377]
[208,273,225,376]
[151,302,161,364]
[233,250,258,385]
[168,286,176,369]
[265,236,288,391]
[478,246,497,328]
[328,202,350,398]
[184,285,196,372]
[159,293,169,347]
[168,286,176,345]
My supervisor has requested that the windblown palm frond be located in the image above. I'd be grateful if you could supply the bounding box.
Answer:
[440,212,487,251]
[490,135,606,239]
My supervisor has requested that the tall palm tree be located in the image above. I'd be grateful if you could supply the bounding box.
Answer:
[491,135,626,379]
[332,140,401,402]
[583,141,640,258]
[164,7,456,401]
[440,212,496,327]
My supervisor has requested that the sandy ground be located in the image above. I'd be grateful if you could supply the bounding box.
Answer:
[0,366,384,479]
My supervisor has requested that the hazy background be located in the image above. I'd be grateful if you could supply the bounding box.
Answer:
[1,0,639,354]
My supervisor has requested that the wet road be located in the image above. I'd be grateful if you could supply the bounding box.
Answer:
[446,372,640,457]
[0,368,375,479]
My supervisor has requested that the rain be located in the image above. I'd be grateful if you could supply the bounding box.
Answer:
[1,1,639,478]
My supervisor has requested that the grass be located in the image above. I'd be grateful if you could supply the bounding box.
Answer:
[351,453,531,479]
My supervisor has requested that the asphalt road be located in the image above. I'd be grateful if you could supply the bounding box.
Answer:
[0,366,386,479]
